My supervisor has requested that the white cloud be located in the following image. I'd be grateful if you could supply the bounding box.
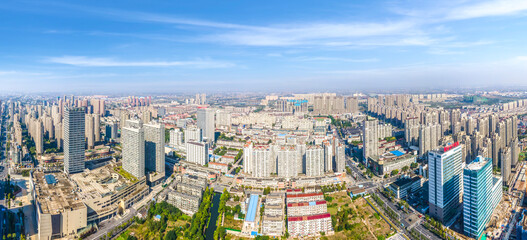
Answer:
[445,0,527,20]
[45,56,235,68]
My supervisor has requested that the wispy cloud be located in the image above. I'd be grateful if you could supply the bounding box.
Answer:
[292,57,378,63]
[445,0,527,20]
[45,56,235,68]
[208,21,421,46]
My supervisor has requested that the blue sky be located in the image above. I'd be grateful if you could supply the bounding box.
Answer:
[1,0,527,93]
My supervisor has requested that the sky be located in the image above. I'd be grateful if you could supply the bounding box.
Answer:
[1,0,527,93]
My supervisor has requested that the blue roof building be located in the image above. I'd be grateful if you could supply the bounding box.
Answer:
[245,194,259,222]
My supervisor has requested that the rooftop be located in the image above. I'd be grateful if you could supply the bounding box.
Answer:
[465,156,490,171]
[287,200,326,207]
[70,162,135,200]
[288,213,331,222]
[245,194,259,222]
[33,171,85,214]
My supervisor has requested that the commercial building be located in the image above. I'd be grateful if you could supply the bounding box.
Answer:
[70,163,150,223]
[428,142,464,226]
[64,107,86,174]
[463,156,502,239]
[32,171,87,240]
[368,151,416,176]
[388,176,423,199]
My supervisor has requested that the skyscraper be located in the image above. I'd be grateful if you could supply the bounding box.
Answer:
[363,119,379,164]
[122,119,145,178]
[64,107,85,174]
[463,156,502,239]
[428,142,463,225]
[85,114,95,149]
[144,122,165,174]
[35,120,44,155]
[197,108,215,142]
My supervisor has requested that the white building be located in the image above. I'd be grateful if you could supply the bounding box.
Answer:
[186,141,209,166]
[197,108,215,142]
[305,146,324,176]
[122,119,146,178]
[169,128,184,147]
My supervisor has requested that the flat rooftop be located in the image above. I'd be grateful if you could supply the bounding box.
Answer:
[33,171,85,214]
[70,162,134,200]
[245,194,259,222]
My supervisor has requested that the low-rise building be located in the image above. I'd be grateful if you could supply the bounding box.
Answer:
[388,176,423,199]
[288,213,333,237]
[209,162,229,173]
[166,191,201,215]
[368,151,416,176]
[287,200,327,217]
[262,215,284,237]
[242,194,261,235]
[286,192,324,204]
[176,182,204,197]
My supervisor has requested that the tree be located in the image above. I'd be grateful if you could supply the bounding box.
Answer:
[402,166,409,172]
[410,162,418,168]
[390,169,399,176]
[164,230,177,240]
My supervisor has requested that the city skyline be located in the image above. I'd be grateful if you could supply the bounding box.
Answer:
[1,0,527,92]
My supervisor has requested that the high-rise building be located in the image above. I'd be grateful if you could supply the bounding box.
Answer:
[64,107,86,174]
[335,142,346,173]
[122,119,145,178]
[501,147,512,186]
[185,141,209,166]
[105,122,118,140]
[463,156,502,239]
[277,146,298,177]
[244,143,274,177]
[144,122,165,174]
[85,114,95,149]
[35,120,44,155]
[428,142,464,225]
[362,120,379,163]
[169,129,184,147]
[185,127,202,143]
[305,146,324,176]
[323,141,333,172]
[404,117,420,147]
[197,108,215,142]
[94,114,100,142]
